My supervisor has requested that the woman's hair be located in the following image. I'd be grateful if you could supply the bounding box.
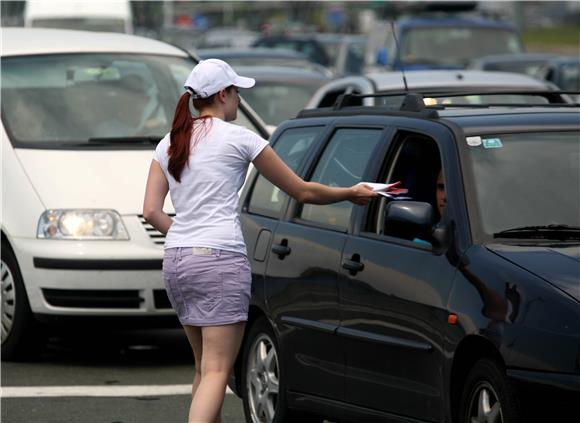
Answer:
[167,91,216,182]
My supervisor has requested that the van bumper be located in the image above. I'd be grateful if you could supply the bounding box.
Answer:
[11,233,174,318]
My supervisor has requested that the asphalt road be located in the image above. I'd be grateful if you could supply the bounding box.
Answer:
[1,328,246,423]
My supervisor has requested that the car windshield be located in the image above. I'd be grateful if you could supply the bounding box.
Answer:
[241,82,322,126]
[1,53,196,147]
[466,131,580,236]
[400,27,523,67]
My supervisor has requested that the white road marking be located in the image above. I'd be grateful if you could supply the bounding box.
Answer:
[1,385,235,398]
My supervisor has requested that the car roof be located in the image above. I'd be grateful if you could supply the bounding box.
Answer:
[234,65,332,81]
[196,48,309,60]
[366,70,553,91]
[397,16,517,30]
[473,53,558,64]
[1,28,188,57]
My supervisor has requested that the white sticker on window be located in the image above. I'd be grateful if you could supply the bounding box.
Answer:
[466,136,482,146]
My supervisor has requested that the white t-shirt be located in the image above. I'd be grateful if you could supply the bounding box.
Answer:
[153,117,269,255]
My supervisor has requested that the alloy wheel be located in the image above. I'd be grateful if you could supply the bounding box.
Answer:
[467,381,503,423]
[1,259,16,344]
[246,333,280,423]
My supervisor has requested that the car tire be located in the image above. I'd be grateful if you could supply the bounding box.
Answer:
[459,358,521,423]
[1,243,44,361]
[241,317,322,423]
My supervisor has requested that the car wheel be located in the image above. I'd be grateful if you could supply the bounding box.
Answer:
[459,358,520,423]
[241,317,322,423]
[1,244,44,361]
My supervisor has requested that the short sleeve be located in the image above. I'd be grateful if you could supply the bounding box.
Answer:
[241,129,269,162]
[153,134,170,166]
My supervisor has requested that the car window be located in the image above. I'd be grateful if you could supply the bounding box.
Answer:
[300,128,383,229]
[242,81,326,126]
[248,126,323,218]
[370,133,442,243]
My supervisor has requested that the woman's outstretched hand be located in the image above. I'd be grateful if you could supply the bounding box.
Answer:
[348,183,379,205]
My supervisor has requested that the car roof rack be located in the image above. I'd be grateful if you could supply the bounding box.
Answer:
[296,91,580,120]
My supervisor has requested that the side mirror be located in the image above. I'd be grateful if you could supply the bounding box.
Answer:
[376,47,388,66]
[383,201,435,242]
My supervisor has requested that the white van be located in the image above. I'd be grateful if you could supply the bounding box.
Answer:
[24,0,133,34]
[0,28,271,360]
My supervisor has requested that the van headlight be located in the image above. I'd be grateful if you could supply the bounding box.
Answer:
[37,209,129,240]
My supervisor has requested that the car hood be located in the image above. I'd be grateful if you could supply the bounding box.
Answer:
[487,244,580,302]
[15,148,174,215]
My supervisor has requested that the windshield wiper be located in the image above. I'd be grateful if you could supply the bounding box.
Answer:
[493,224,580,240]
[87,136,162,144]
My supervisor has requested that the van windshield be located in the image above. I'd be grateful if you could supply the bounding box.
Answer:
[1,53,194,147]
[466,131,580,236]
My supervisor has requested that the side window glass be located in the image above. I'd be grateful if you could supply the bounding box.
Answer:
[300,128,383,229]
[248,126,322,217]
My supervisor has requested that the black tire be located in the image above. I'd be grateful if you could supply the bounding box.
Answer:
[459,358,520,423]
[1,243,44,361]
[241,317,322,423]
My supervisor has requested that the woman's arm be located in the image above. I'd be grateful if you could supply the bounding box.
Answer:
[252,146,377,205]
[143,160,173,235]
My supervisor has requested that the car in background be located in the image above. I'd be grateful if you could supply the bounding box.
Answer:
[252,33,368,76]
[307,33,368,76]
[24,0,133,33]
[233,66,333,126]
[196,26,259,49]
[231,93,580,423]
[375,14,524,71]
[305,70,569,109]
[0,27,270,361]
[195,48,333,77]
[535,56,580,102]
[251,34,332,68]
[468,52,558,76]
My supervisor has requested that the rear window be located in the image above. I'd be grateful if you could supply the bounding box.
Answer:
[1,53,193,148]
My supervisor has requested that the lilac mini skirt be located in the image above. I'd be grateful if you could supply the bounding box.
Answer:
[162,247,251,326]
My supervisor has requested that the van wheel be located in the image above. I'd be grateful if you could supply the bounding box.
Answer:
[1,244,44,361]
[241,317,322,423]
[459,358,520,423]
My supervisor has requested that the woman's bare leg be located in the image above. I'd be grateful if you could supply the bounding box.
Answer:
[183,325,203,398]
[188,322,245,423]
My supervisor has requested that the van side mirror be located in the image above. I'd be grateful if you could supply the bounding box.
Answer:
[383,201,435,242]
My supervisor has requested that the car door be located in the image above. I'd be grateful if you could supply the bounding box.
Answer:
[241,125,326,303]
[339,127,463,421]
[265,125,387,400]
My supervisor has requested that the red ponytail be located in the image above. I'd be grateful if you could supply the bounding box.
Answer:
[167,92,213,182]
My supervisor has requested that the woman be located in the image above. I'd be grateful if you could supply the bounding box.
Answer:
[143,58,377,423]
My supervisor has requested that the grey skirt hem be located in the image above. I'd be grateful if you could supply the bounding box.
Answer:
[180,315,248,327]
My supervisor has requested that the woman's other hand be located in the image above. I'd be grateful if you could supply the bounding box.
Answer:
[349,184,378,205]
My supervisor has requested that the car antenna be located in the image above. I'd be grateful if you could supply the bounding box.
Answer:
[390,20,409,92]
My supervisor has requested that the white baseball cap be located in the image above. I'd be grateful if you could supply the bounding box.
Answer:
[184,59,255,99]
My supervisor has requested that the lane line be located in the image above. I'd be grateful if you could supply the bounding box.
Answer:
[1,385,235,398]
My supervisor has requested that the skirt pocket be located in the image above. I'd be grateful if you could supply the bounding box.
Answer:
[178,261,224,315]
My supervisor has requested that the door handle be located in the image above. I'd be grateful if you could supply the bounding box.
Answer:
[272,239,291,259]
[342,257,364,275]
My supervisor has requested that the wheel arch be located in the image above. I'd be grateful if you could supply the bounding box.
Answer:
[450,334,505,423]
